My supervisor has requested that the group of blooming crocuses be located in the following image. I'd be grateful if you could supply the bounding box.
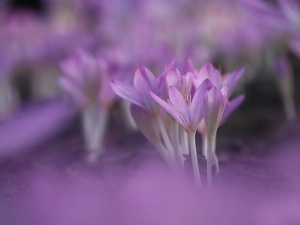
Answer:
[112,60,245,187]
[59,47,244,186]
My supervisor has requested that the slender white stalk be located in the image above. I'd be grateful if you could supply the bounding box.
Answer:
[180,127,189,155]
[202,133,208,159]
[82,103,109,162]
[121,100,137,130]
[188,132,201,187]
[212,136,220,174]
[155,116,175,160]
[170,120,183,166]
[207,134,216,188]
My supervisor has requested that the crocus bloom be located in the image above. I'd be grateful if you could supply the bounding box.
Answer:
[60,49,112,162]
[150,80,210,133]
[150,79,211,187]
[112,65,177,166]
[190,62,245,186]
[204,86,228,139]
[111,66,160,113]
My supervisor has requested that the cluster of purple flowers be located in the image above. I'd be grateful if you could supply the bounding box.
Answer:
[1,0,300,186]
[112,60,244,186]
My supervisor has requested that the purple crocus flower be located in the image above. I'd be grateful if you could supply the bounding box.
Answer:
[150,80,210,133]
[59,48,113,108]
[111,66,160,113]
[150,79,211,187]
[190,61,245,186]
[204,86,228,140]
[60,48,113,162]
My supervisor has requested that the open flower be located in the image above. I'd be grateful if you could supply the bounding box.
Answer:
[191,61,244,97]
[150,79,210,133]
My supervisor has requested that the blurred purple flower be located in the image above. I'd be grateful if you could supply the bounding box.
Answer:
[59,48,115,108]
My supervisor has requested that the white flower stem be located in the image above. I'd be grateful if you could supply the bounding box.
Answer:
[207,134,216,188]
[155,116,175,162]
[202,133,208,159]
[188,132,201,187]
[180,127,189,155]
[212,136,220,174]
[121,100,137,130]
[82,103,109,162]
[171,121,183,166]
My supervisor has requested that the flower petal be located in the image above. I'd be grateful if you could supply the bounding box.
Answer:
[111,80,142,107]
[204,85,227,137]
[190,79,211,129]
[150,91,188,130]
[168,86,189,115]
[133,66,158,111]
[165,68,181,88]
[223,67,245,97]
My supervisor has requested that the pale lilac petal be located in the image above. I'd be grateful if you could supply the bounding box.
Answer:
[134,66,158,92]
[190,79,211,129]
[168,86,189,115]
[133,67,158,110]
[205,62,223,89]
[179,72,193,94]
[223,67,245,97]
[165,68,181,88]
[220,95,245,126]
[59,77,88,106]
[204,85,227,137]
[187,59,196,73]
[162,59,177,76]
[150,91,188,129]
[111,80,142,107]
[220,86,228,98]
[193,62,216,88]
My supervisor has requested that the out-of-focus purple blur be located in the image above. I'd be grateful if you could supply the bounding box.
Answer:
[0,0,300,224]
